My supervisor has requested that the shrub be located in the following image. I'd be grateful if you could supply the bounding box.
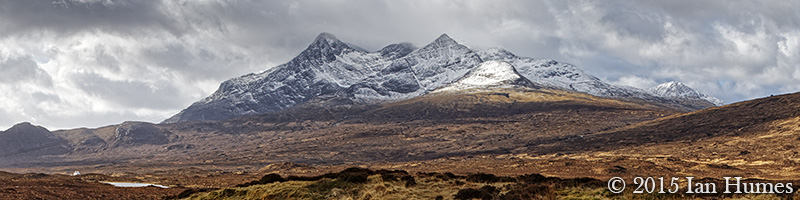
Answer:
[401,175,417,187]
[259,174,286,184]
[466,173,516,183]
[499,185,551,200]
[237,173,286,187]
[454,188,493,200]
[517,174,547,184]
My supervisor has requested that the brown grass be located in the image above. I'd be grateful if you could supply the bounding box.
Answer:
[183,168,798,200]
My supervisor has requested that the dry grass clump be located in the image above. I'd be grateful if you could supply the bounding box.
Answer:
[183,167,797,200]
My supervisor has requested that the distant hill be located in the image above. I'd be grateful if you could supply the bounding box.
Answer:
[0,122,69,163]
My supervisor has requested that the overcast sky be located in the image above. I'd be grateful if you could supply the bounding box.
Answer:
[1,0,798,130]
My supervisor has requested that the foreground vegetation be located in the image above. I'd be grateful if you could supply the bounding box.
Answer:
[173,167,795,200]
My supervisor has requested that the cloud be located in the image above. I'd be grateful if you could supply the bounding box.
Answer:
[0,56,52,86]
[0,0,798,130]
[71,72,186,109]
[0,0,185,37]
[530,0,800,103]
[611,76,658,89]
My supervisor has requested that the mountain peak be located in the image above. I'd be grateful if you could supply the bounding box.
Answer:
[4,122,50,135]
[307,32,350,49]
[7,122,37,131]
[433,61,536,93]
[420,33,462,50]
[433,33,457,44]
[648,81,724,106]
[436,33,453,41]
[13,121,34,126]
[294,32,357,63]
[313,32,341,44]
[648,81,698,97]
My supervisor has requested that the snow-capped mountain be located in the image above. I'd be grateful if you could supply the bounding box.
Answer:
[164,33,722,123]
[433,61,536,93]
[164,33,376,122]
[477,48,658,99]
[648,81,724,106]
[164,33,482,123]
[346,33,483,100]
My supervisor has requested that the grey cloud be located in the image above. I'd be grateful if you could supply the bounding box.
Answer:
[0,110,11,128]
[141,44,195,73]
[0,0,187,37]
[0,56,52,86]
[72,72,186,109]
[140,43,250,80]
[534,0,799,103]
[0,0,798,130]
[30,92,61,104]
[599,4,666,41]
[91,44,123,73]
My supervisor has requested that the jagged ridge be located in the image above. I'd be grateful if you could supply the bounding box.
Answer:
[164,33,722,123]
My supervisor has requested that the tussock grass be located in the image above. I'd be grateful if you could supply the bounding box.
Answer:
[191,181,316,200]
[183,168,797,200]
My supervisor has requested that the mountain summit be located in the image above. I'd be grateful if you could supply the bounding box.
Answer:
[648,81,724,106]
[434,61,537,92]
[0,122,69,159]
[164,33,722,123]
[301,32,361,63]
[426,34,460,49]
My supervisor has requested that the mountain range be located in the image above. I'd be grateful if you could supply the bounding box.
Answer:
[0,33,730,169]
[163,33,722,123]
[4,32,800,200]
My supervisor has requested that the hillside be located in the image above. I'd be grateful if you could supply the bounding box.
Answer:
[0,87,678,171]
[399,92,800,180]
[0,123,69,165]
[564,92,800,179]
[1,88,797,199]
[535,92,800,154]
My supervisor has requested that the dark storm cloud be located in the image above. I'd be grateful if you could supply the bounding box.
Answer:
[0,0,798,130]
[599,5,666,41]
[0,0,186,37]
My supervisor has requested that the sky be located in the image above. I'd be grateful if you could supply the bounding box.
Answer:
[0,0,798,130]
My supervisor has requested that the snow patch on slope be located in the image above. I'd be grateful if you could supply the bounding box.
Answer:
[478,48,651,98]
[434,61,533,92]
[648,81,725,106]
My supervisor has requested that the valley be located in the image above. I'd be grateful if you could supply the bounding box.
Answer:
[1,33,796,199]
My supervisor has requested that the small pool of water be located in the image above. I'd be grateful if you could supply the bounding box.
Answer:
[101,182,169,188]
